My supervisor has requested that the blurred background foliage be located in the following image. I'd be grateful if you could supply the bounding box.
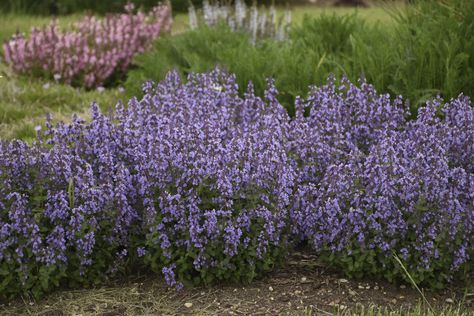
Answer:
[0,0,311,15]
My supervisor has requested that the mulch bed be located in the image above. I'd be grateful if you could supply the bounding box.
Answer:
[1,251,472,315]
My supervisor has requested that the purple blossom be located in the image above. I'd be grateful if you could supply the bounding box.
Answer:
[0,69,472,297]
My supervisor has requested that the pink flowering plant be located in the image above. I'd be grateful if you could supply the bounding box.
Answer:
[0,69,472,299]
[2,3,172,88]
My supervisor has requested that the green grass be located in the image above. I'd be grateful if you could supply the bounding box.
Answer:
[123,15,398,115]
[0,13,84,43]
[300,303,474,316]
[171,3,400,33]
[290,4,400,26]
[0,63,124,141]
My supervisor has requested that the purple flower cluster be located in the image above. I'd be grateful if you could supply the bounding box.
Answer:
[289,81,473,286]
[2,3,172,88]
[0,69,472,298]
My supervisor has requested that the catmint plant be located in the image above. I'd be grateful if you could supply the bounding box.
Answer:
[0,69,472,299]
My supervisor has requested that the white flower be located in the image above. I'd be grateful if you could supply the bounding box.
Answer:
[42,83,51,90]
[212,84,222,92]
[188,4,198,30]
[34,125,42,132]
[97,86,105,93]
[53,73,61,81]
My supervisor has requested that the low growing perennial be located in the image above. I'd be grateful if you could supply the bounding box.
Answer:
[0,69,472,299]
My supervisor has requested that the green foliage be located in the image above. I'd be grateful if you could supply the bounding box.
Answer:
[318,196,472,290]
[0,0,302,15]
[143,182,289,288]
[126,17,385,115]
[0,63,124,141]
[389,0,474,109]
[144,219,286,288]
[126,0,474,114]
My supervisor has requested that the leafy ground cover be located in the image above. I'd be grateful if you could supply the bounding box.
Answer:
[0,69,472,301]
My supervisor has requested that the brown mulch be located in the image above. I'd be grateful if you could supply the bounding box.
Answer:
[0,251,472,315]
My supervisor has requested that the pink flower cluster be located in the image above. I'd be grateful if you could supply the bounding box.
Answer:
[2,3,172,88]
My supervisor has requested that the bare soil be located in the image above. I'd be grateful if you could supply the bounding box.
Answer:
[1,251,472,315]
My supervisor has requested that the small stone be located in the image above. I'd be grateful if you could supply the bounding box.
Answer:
[301,277,307,282]
[270,297,274,301]
[349,289,357,296]
[294,290,302,295]
[400,285,406,289]
[374,286,379,290]
[233,288,237,292]
[184,302,193,308]
[358,285,365,290]
[445,298,454,304]
[399,296,405,299]
[269,286,274,292]
[391,299,397,304]
[328,299,341,307]
[365,285,370,289]
[338,278,349,283]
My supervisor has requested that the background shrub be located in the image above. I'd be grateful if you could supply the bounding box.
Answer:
[0,0,304,15]
[389,0,474,109]
[125,17,383,115]
[125,0,474,114]
[2,3,172,88]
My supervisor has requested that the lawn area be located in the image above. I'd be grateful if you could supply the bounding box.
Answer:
[0,13,84,43]
[172,3,400,33]
[0,64,124,141]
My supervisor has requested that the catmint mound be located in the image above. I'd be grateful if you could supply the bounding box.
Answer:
[0,69,472,299]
